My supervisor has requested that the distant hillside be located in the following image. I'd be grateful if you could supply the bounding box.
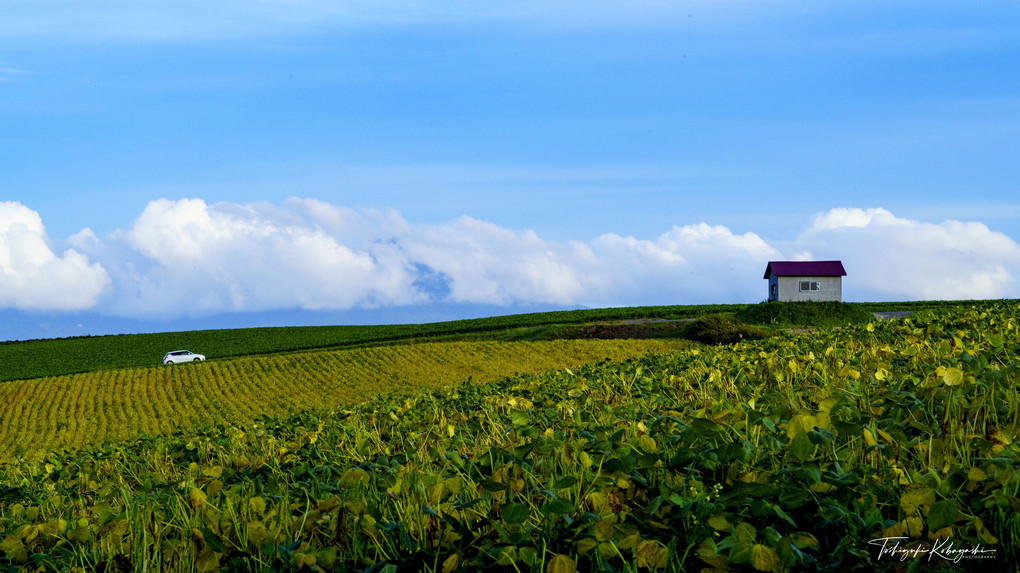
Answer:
[0,304,742,382]
[1,299,1003,383]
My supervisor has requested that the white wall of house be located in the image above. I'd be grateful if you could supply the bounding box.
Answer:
[768,275,842,302]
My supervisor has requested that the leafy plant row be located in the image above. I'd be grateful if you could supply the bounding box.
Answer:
[1,302,1018,571]
[0,305,743,383]
[0,339,679,461]
[4,300,1004,384]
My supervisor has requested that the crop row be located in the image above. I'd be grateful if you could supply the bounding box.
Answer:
[1,302,1018,571]
[0,339,680,461]
[5,300,1000,384]
[0,304,746,383]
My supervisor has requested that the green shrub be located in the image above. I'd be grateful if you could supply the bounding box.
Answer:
[736,301,874,327]
[676,314,775,345]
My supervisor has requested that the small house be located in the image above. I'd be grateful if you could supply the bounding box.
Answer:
[764,260,846,302]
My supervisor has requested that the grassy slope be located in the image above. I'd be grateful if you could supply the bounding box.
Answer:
[0,339,685,460]
[2,300,1003,384]
[0,304,738,383]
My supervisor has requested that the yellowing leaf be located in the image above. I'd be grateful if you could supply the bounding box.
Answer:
[882,521,905,538]
[249,497,266,516]
[788,532,818,549]
[545,554,576,573]
[818,397,839,413]
[316,548,338,569]
[863,428,878,448]
[597,541,620,560]
[943,367,965,386]
[195,548,221,573]
[636,540,668,569]
[900,485,935,515]
[189,488,207,509]
[974,516,999,545]
[877,428,895,446]
[734,522,757,545]
[786,413,818,439]
[708,514,731,532]
[0,539,27,563]
[444,477,462,495]
[578,451,593,469]
[750,544,781,572]
[595,520,614,542]
[636,435,657,453]
[905,516,924,537]
[696,539,727,569]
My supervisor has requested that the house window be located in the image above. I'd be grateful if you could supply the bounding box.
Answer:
[799,281,820,292]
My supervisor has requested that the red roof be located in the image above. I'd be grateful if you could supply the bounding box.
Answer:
[764,260,846,279]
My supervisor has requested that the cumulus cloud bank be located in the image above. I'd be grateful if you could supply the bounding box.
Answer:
[1,200,1018,317]
[0,201,110,310]
[799,207,1020,301]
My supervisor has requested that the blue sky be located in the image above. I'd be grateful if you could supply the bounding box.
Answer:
[2,1,1020,338]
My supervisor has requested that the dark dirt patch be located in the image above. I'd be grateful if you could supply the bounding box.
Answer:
[562,322,686,340]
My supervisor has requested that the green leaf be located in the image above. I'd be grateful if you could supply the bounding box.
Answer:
[772,505,797,528]
[734,521,757,545]
[316,547,338,569]
[509,410,531,425]
[200,527,224,552]
[480,480,505,492]
[501,502,530,524]
[788,430,814,461]
[540,498,574,516]
[927,499,959,532]
[553,475,578,489]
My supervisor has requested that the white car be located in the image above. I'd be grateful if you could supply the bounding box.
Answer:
[163,350,205,364]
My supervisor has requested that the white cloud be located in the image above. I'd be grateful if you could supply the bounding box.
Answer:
[0,201,110,310]
[4,199,1020,317]
[807,207,905,232]
[109,198,422,317]
[400,216,594,305]
[795,207,1020,300]
[590,223,783,304]
[0,64,31,83]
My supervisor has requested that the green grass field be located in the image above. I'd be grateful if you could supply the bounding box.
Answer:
[0,300,999,383]
[0,304,741,383]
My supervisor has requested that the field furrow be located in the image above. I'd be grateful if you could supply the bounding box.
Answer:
[0,339,678,459]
